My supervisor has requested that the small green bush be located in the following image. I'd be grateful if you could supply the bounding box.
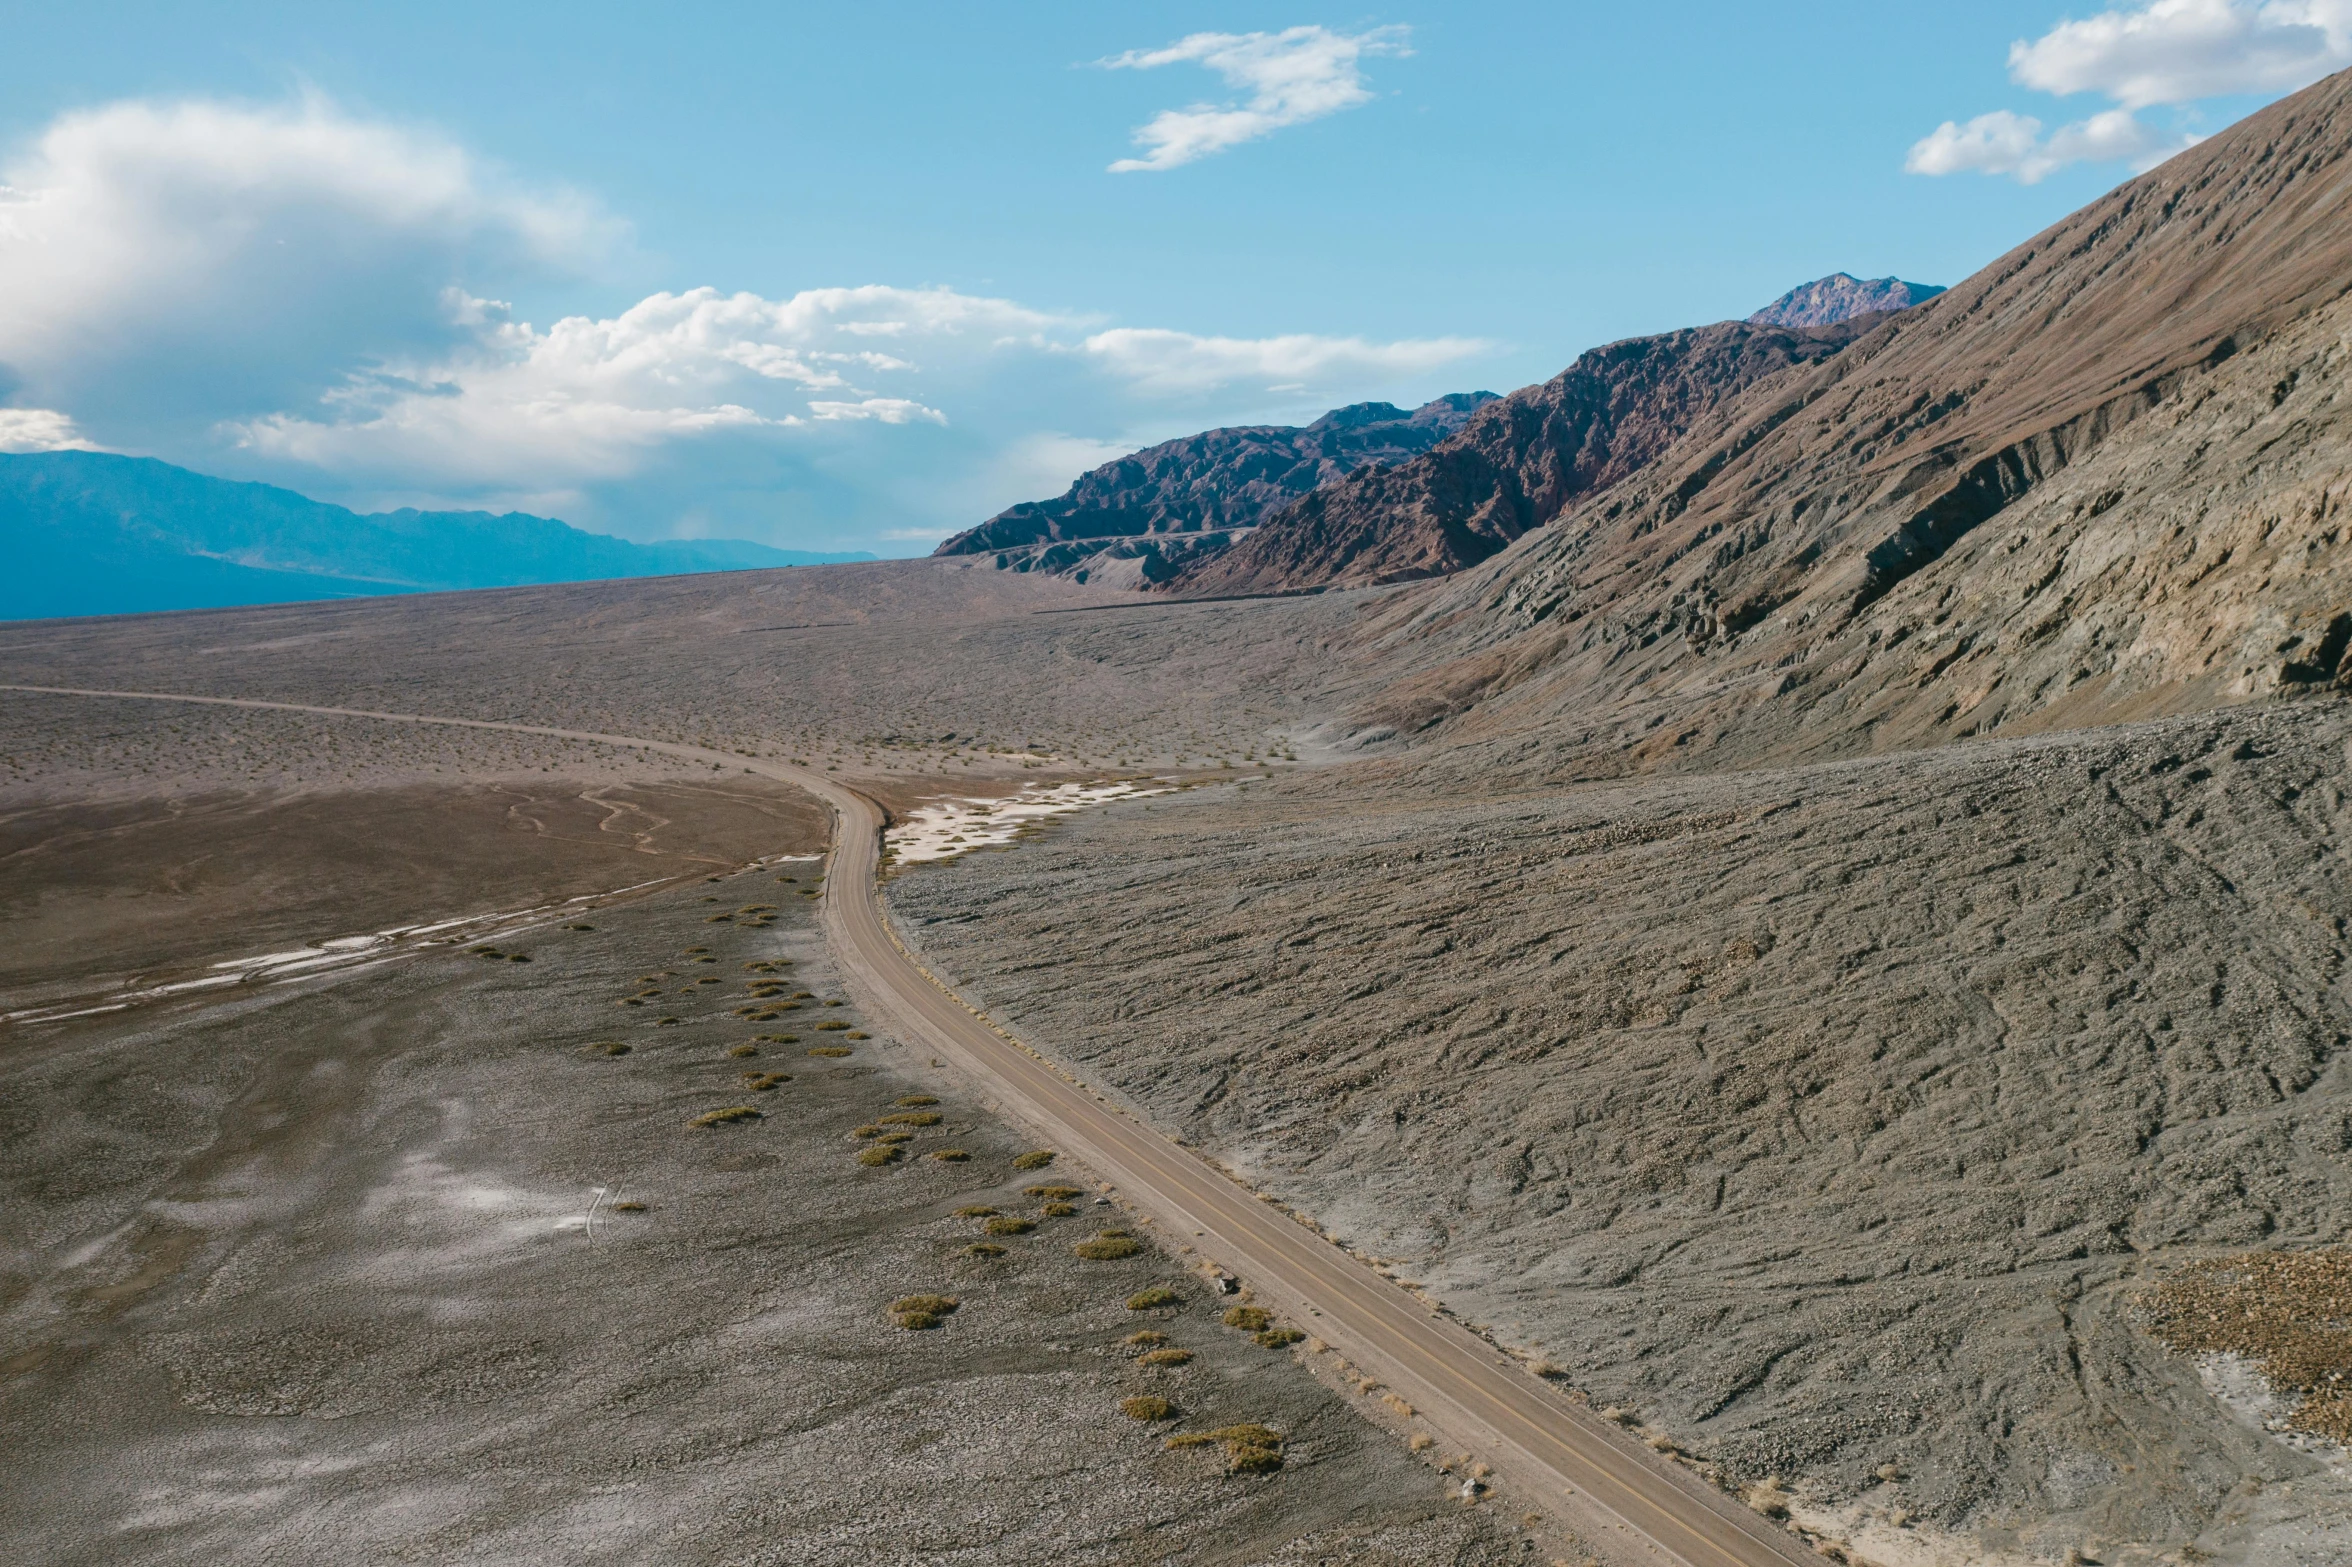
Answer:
[742,1072,790,1091]
[1023,1185,1083,1200]
[609,1200,646,1212]
[755,1033,799,1043]
[1011,1151,1056,1171]
[930,1149,970,1162]
[954,1206,998,1218]
[690,1105,762,1128]
[1126,1288,1181,1310]
[879,1111,941,1127]
[1227,1444,1284,1475]
[654,1016,681,1027]
[1222,1306,1271,1332]
[1137,1347,1193,1367]
[596,1041,631,1056]
[964,1242,1006,1258]
[1075,1236,1143,1261]
[983,1216,1034,1236]
[895,1310,941,1330]
[1124,1331,1170,1348]
[1040,1203,1077,1218]
[1168,1424,1284,1473]
[728,1043,759,1058]
[1120,1395,1174,1421]
[1255,1328,1304,1348]
[852,1125,884,1139]
[857,1145,903,1167]
[896,1095,939,1107]
[815,1020,852,1032]
[892,1294,959,1315]
[843,1031,870,1040]
[808,1046,852,1058]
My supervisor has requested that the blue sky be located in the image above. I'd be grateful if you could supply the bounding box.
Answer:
[0,2,2335,553]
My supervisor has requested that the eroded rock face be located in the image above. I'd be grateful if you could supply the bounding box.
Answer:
[1747,273,1945,328]
[934,394,1495,584]
[1338,67,2352,774]
[1165,320,1873,597]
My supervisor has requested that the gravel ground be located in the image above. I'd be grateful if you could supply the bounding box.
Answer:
[889,698,2352,1565]
[0,863,1528,1566]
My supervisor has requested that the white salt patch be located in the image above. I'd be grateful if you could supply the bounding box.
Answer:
[885,780,1171,865]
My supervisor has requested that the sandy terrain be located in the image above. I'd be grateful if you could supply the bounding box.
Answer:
[0,853,1526,1566]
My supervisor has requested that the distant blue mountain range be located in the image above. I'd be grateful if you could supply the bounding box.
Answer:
[0,451,874,621]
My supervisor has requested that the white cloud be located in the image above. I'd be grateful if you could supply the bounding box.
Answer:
[0,408,99,452]
[2009,0,2352,108]
[1082,327,1487,395]
[0,94,1503,551]
[1904,106,2201,182]
[0,95,611,433]
[1101,25,1409,172]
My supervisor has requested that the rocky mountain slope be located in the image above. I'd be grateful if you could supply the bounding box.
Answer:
[933,394,1493,587]
[1747,272,1945,327]
[1,452,869,621]
[1340,66,2352,777]
[1166,318,1876,597]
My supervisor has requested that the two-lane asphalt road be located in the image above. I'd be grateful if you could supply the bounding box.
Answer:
[4,683,1816,1567]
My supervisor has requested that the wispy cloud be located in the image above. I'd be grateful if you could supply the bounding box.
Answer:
[1082,326,1488,395]
[1903,0,2352,184]
[0,408,99,453]
[1100,25,1409,172]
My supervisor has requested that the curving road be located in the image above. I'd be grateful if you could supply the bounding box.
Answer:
[4,684,1815,1567]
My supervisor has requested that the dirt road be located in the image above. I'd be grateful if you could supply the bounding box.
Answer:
[2,682,1815,1567]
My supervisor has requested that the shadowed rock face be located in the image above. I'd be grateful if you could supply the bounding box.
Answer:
[1166,319,1873,597]
[1748,273,1945,328]
[1337,66,2352,774]
[933,394,1495,586]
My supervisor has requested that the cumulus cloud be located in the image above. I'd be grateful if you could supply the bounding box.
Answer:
[0,95,610,434]
[1101,25,1409,172]
[1,93,1497,549]
[1907,0,2343,184]
[1905,106,2200,182]
[1083,326,1489,395]
[0,408,99,453]
[2010,0,2352,108]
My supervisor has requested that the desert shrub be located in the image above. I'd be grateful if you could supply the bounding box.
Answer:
[1222,1306,1271,1332]
[880,1111,941,1127]
[1256,1329,1304,1348]
[954,1206,999,1218]
[1167,1425,1284,1475]
[1120,1396,1174,1421]
[1226,1445,1283,1475]
[1040,1203,1076,1218]
[1126,1288,1181,1310]
[857,1145,903,1167]
[1137,1348,1193,1367]
[1075,1236,1143,1261]
[930,1149,970,1162]
[609,1200,647,1212]
[690,1106,762,1128]
[896,1095,939,1107]
[892,1294,959,1315]
[808,1046,852,1058]
[843,1031,870,1040]
[815,1020,852,1032]
[742,1073,790,1091]
[692,956,717,964]
[963,1243,1006,1258]
[1011,1151,1056,1171]
[729,1043,759,1058]
[1023,1185,1083,1200]
[823,999,846,1007]
[754,1033,798,1044]
[1124,1331,1170,1348]
[895,1310,941,1330]
[565,922,596,931]
[597,1042,631,1056]
[620,999,644,1006]
[852,1125,884,1138]
[654,1017,680,1027]
[706,915,734,924]
[876,1132,914,1145]
[983,1217,1034,1236]
[683,947,709,955]
[507,954,531,963]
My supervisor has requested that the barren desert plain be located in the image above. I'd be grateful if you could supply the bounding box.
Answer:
[10,50,2352,1567]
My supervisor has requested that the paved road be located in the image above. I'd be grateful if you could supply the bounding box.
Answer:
[5,684,1817,1567]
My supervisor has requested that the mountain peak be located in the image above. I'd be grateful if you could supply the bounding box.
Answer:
[1748,273,1945,328]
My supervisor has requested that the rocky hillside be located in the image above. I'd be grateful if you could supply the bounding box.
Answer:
[1166,318,1874,597]
[1748,272,1944,327]
[1349,67,2352,774]
[933,394,1493,587]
